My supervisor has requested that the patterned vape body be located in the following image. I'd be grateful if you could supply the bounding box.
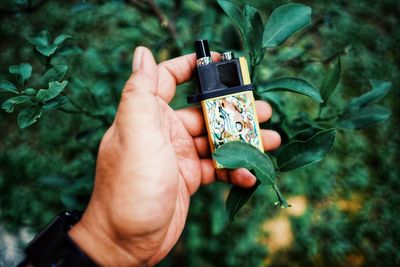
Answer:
[187,40,263,168]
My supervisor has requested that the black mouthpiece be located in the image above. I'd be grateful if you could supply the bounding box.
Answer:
[194,40,211,59]
[187,40,254,104]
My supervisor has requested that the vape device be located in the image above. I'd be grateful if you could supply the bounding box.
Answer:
[187,40,264,168]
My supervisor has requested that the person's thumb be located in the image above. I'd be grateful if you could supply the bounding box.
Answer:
[114,47,161,136]
[124,46,158,95]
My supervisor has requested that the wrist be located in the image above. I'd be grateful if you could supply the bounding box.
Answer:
[68,210,141,267]
[20,211,98,267]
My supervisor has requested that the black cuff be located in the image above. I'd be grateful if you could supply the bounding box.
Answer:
[18,211,97,267]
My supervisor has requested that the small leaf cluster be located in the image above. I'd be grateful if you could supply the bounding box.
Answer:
[26,30,72,57]
[0,61,69,128]
[218,1,311,76]
[337,79,391,129]
[0,31,109,129]
[216,1,392,220]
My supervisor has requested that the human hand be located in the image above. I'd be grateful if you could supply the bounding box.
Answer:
[69,47,281,266]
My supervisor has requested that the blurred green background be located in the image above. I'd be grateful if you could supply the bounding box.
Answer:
[0,0,399,266]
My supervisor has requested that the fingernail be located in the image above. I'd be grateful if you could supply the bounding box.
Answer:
[132,47,144,72]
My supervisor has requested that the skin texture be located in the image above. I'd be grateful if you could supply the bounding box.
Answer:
[68,47,281,266]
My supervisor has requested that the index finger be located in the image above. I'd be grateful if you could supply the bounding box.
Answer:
[157,52,220,103]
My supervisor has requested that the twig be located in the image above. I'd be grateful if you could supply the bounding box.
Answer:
[316,111,342,121]
[127,0,148,10]
[61,93,110,126]
[126,0,179,44]
[304,46,350,64]
[83,86,101,109]
[283,45,350,69]
[290,16,325,44]
[59,107,81,115]
[147,0,179,41]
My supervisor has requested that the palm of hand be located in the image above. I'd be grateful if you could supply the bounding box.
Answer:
[91,55,207,265]
[96,99,201,265]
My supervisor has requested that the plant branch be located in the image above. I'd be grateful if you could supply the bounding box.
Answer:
[126,0,179,47]
[59,107,81,115]
[304,46,351,65]
[147,0,179,42]
[83,86,101,109]
[250,57,256,81]
[249,54,259,82]
[317,104,323,119]
[127,0,148,10]
[282,45,349,69]
[290,16,324,44]
[61,93,110,126]
[316,111,342,121]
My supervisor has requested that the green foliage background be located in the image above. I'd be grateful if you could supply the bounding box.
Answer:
[0,0,399,266]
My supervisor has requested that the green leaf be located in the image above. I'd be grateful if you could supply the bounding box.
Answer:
[53,34,72,45]
[291,127,320,141]
[263,4,311,48]
[277,129,336,171]
[213,142,287,218]
[218,1,265,55]
[26,30,51,47]
[9,63,32,84]
[218,0,252,50]
[36,45,58,57]
[23,88,37,96]
[243,5,264,53]
[36,81,68,102]
[56,46,82,56]
[17,106,43,129]
[298,112,332,130]
[42,96,69,110]
[0,80,19,94]
[320,57,341,103]
[345,80,392,112]
[213,141,275,184]
[41,65,68,85]
[2,96,31,113]
[338,105,391,130]
[259,77,323,103]
[226,181,261,221]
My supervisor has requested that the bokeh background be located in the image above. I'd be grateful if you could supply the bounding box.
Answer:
[0,0,399,266]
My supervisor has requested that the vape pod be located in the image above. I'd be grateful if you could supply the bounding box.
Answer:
[187,40,264,168]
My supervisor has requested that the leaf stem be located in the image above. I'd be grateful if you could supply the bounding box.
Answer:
[250,54,258,82]
[250,50,266,84]
[45,56,52,71]
[272,182,290,208]
[83,86,101,109]
[316,110,342,121]
[59,107,81,115]
[61,93,110,126]
[317,104,323,119]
